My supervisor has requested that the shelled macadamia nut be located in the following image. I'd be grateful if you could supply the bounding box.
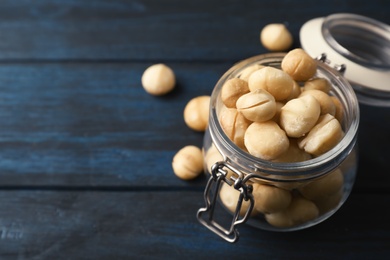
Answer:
[219,182,253,217]
[260,23,293,52]
[272,139,312,163]
[172,145,204,180]
[304,78,332,93]
[219,106,251,149]
[279,95,321,138]
[141,63,176,95]
[300,89,336,116]
[204,144,223,174]
[252,183,292,214]
[184,95,210,132]
[281,48,317,81]
[271,102,284,124]
[287,195,319,225]
[236,89,276,122]
[331,96,344,123]
[265,195,319,228]
[284,80,302,102]
[221,78,249,108]
[248,67,294,101]
[298,114,343,156]
[244,121,289,160]
[314,189,343,214]
[298,168,344,201]
[238,64,265,82]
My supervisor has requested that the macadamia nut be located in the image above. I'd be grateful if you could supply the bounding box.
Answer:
[299,168,344,201]
[244,121,289,160]
[205,144,223,174]
[331,96,344,123]
[184,96,210,132]
[281,48,317,81]
[300,89,336,116]
[279,95,321,138]
[238,64,265,82]
[284,80,302,101]
[219,106,251,149]
[271,102,284,124]
[298,114,343,156]
[304,78,332,93]
[172,145,204,180]
[141,63,176,95]
[219,182,253,217]
[273,139,312,163]
[236,89,276,122]
[315,189,343,214]
[248,67,294,101]
[221,78,249,108]
[260,23,293,51]
[265,195,319,228]
[252,183,292,214]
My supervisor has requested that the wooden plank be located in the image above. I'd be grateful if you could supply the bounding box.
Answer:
[0,62,227,186]
[0,63,388,189]
[0,1,388,61]
[0,190,387,259]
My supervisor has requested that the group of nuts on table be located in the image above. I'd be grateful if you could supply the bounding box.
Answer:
[141,24,346,228]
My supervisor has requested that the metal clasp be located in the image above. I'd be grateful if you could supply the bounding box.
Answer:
[316,53,346,74]
[196,161,254,243]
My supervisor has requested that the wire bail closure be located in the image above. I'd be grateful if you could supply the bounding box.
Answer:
[196,161,254,243]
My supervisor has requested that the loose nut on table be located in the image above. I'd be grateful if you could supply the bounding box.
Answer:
[183,96,210,132]
[141,63,176,95]
[172,145,204,180]
[260,23,293,52]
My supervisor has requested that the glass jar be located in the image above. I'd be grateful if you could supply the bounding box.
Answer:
[197,53,360,243]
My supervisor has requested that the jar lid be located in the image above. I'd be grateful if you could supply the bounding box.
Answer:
[300,13,390,107]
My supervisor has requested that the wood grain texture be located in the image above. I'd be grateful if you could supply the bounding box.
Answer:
[0,0,388,61]
[0,0,388,258]
[0,191,388,259]
[0,62,227,187]
[0,62,388,189]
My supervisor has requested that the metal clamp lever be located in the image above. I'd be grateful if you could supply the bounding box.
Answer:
[316,53,346,74]
[197,161,254,243]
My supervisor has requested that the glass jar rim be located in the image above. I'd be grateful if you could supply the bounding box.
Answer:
[209,53,360,182]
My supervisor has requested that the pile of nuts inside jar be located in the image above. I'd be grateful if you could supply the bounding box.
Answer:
[206,48,346,228]
[142,24,348,228]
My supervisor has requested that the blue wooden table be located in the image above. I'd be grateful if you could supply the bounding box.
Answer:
[0,1,389,259]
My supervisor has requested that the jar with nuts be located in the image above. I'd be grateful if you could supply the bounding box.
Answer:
[197,50,359,242]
